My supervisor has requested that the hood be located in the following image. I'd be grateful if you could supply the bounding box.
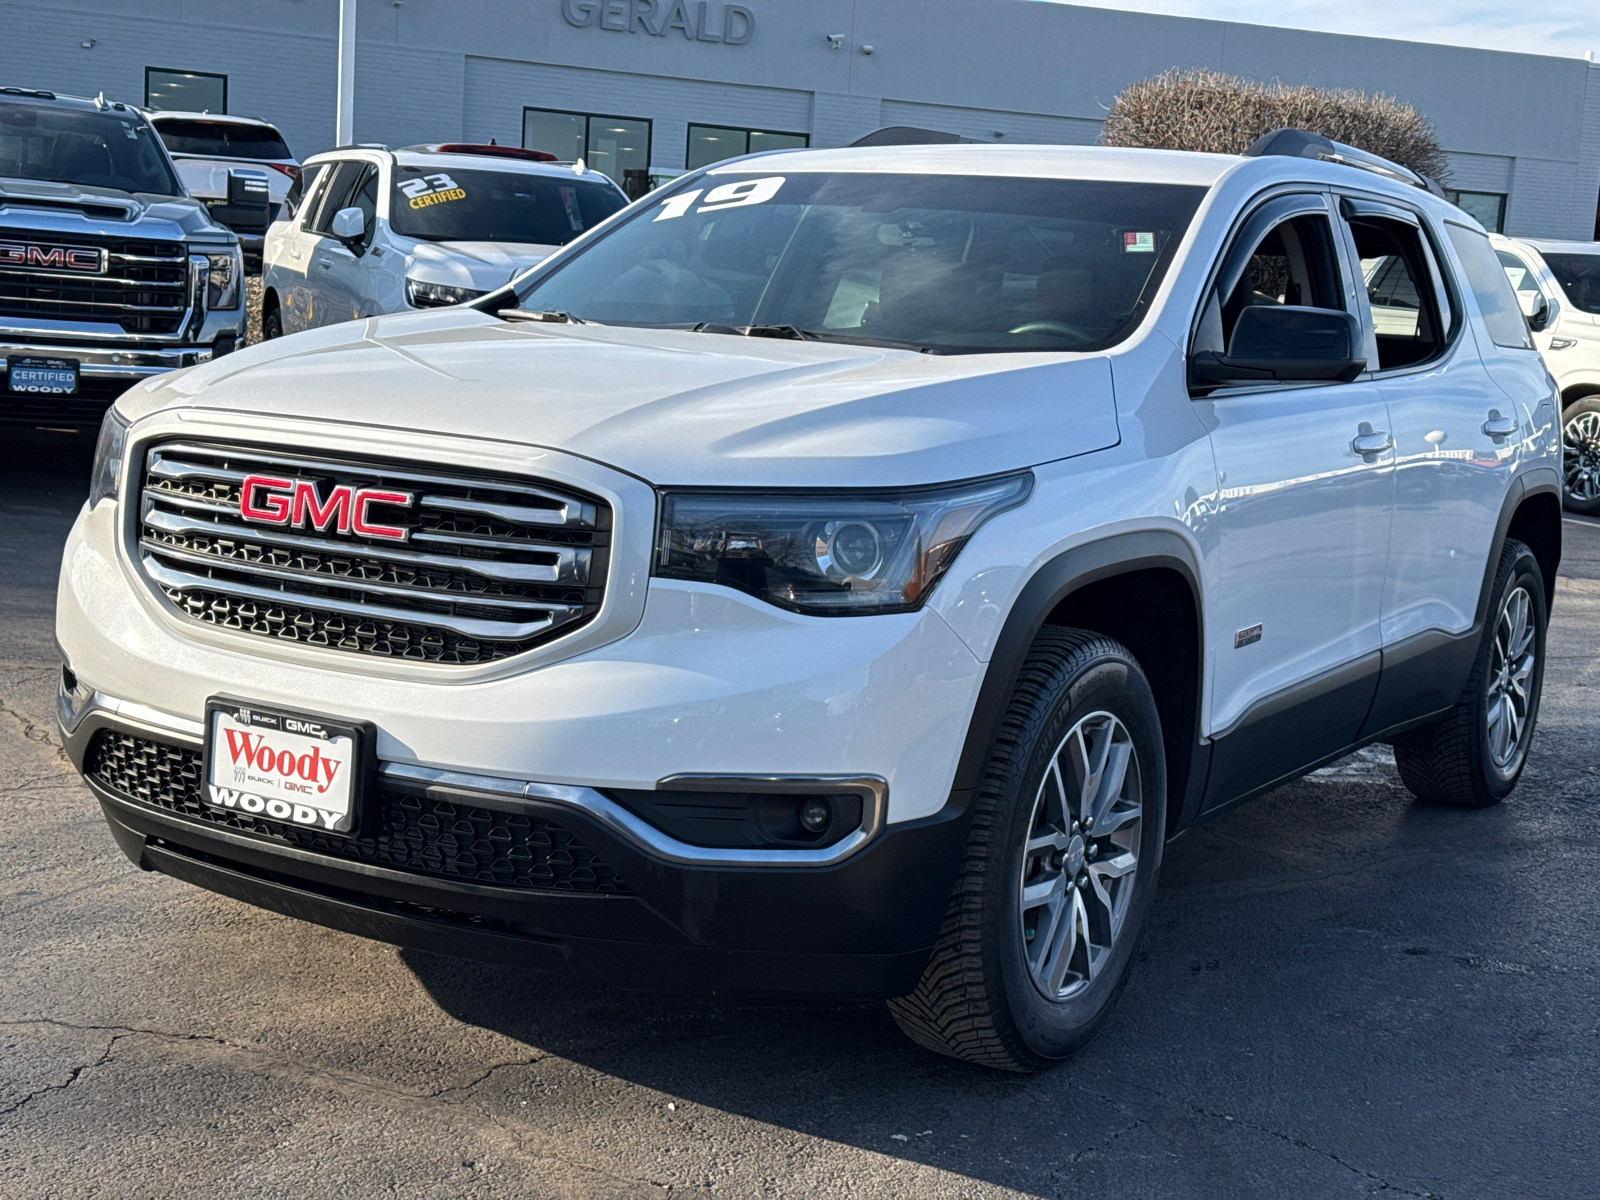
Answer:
[129,310,1121,487]
[405,239,560,291]
[0,176,233,240]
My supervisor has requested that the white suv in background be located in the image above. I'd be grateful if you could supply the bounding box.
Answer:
[1493,235,1600,513]
[260,143,628,337]
[149,112,299,268]
[61,131,1562,1071]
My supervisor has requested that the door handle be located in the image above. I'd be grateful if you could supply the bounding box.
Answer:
[1483,413,1519,438]
[1351,426,1394,457]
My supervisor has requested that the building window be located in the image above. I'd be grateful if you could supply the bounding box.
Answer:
[686,124,808,171]
[144,67,227,114]
[1444,189,1507,234]
[523,107,651,192]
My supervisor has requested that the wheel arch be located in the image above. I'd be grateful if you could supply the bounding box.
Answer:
[1481,472,1561,622]
[1560,381,1600,410]
[950,531,1207,840]
[261,286,281,319]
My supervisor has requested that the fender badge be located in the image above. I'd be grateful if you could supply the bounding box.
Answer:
[1235,624,1263,649]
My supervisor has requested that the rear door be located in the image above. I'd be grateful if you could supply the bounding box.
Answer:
[1195,192,1394,806]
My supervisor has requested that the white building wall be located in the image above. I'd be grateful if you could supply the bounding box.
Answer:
[1,0,1596,238]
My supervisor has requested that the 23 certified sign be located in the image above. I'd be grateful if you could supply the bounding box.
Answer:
[400,173,467,209]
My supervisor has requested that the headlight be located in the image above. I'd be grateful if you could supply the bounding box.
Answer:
[205,251,241,310]
[406,278,487,308]
[89,405,131,506]
[655,473,1033,615]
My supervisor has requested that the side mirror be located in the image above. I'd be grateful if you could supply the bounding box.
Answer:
[1528,292,1557,333]
[1191,305,1366,387]
[329,206,366,243]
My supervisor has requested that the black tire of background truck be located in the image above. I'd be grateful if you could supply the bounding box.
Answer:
[262,305,283,340]
[1391,539,1547,808]
[887,627,1166,1073]
[1562,397,1600,515]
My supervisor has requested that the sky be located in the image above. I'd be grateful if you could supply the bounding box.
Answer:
[1040,0,1600,61]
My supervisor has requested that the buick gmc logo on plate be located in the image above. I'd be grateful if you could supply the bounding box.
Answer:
[204,702,361,834]
[238,474,414,541]
[0,242,105,273]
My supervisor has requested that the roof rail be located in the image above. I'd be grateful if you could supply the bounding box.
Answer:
[0,86,56,100]
[324,142,392,153]
[1245,128,1446,199]
[849,126,979,148]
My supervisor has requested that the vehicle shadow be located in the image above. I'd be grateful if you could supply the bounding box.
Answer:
[398,763,1548,1196]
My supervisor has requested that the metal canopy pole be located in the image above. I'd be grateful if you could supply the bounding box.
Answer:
[336,0,357,145]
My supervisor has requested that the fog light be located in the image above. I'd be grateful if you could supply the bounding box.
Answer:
[799,797,831,833]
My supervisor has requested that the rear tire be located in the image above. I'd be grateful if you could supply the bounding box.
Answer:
[1563,397,1600,515]
[887,628,1166,1072]
[1391,539,1546,807]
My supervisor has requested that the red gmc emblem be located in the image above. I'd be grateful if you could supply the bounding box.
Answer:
[238,475,413,542]
[0,243,105,273]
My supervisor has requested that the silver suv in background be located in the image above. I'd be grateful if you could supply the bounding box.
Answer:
[149,112,299,269]
[260,143,627,337]
[1494,235,1600,513]
[0,88,245,425]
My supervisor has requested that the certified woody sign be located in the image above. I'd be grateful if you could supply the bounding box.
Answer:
[561,0,756,44]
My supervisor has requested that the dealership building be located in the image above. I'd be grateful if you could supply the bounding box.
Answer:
[9,0,1600,238]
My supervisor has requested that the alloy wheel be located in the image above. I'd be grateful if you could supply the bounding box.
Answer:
[1564,411,1600,503]
[1018,711,1143,1001]
[1486,584,1537,771]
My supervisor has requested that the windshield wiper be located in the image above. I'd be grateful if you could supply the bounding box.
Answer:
[738,324,818,341]
[502,309,589,324]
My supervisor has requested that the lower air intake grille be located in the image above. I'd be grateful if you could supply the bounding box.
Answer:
[85,730,633,894]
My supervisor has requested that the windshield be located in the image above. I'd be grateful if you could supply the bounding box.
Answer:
[389,165,627,244]
[154,118,292,161]
[513,172,1205,353]
[1543,253,1600,315]
[0,101,183,195]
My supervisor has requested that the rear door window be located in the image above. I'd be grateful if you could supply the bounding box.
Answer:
[1446,224,1535,350]
[1348,217,1453,369]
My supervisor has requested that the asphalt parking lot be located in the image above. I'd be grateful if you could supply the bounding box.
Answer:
[2,425,1597,1199]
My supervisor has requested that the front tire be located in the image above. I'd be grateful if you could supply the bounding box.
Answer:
[1563,397,1600,515]
[262,305,283,341]
[1391,539,1547,807]
[888,628,1166,1072]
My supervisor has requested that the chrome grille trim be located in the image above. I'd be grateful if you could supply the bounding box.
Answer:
[136,440,611,665]
[0,227,192,334]
[140,502,588,584]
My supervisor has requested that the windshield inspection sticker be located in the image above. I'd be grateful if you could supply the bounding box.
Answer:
[654,175,785,220]
[1124,231,1156,253]
[400,173,467,209]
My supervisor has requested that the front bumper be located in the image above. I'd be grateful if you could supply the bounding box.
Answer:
[62,696,971,996]
[0,337,238,425]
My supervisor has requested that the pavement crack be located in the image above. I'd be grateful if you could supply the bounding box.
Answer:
[426,1055,547,1099]
[0,1031,123,1118]
[0,698,73,768]
[1096,1075,1445,1198]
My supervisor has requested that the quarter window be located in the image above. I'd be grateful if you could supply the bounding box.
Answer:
[1446,224,1535,350]
[1348,218,1450,370]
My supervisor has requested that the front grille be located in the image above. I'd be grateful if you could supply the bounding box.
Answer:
[86,730,633,894]
[137,441,611,664]
[0,228,190,334]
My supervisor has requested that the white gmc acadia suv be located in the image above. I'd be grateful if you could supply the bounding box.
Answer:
[58,130,1562,1071]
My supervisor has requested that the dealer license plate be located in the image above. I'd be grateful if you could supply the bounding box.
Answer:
[203,699,366,835]
[7,356,78,395]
